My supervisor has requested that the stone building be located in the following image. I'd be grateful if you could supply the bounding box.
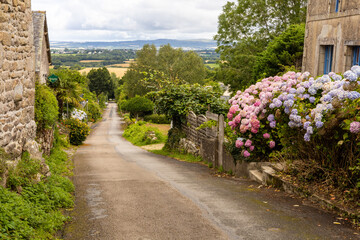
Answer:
[32,11,51,84]
[302,0,360,76]
[0,0,37,158]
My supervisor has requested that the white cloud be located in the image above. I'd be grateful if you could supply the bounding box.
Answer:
[31,0,228,41]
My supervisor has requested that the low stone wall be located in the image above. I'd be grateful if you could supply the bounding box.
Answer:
[0,0,37,158]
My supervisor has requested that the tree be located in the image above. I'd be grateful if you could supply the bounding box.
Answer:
[49,69,84,117]
[215,0,307,90]
[125,96,154,118]
[153,84,227,128]
[253,24,305,79]
[88,67,113,97]
[121,44,207,98]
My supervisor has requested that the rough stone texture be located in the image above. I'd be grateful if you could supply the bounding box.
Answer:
[302,0,360,75]
[37,128,54,155]
[32,11,50,84]
[0,1,36,158]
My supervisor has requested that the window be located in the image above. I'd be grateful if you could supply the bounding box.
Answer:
[324,45,334,74]
[335,0,340,12]
[353,46,360,66]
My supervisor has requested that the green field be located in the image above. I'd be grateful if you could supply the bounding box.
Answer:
[205,63,220,69]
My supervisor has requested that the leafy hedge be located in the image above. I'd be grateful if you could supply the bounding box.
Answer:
[123,121,166,146]
[35,83,59,131]
[144,114,170,124]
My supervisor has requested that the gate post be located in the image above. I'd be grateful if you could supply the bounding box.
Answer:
[218,114,224,167]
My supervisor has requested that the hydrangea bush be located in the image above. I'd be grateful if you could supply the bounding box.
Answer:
[71,108,87,121]
[227,65,360,167]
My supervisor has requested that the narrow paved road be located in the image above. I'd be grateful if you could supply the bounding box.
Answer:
[64,103,359,240]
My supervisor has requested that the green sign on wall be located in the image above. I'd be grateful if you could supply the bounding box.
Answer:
[48,74,59,83]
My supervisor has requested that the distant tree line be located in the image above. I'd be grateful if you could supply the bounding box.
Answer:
[51,49,137,68]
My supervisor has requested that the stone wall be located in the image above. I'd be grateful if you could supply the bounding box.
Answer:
[0,0,37,158]
[302,0,360,75]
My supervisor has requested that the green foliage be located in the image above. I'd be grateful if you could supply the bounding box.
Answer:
[254,24,305,79]
[35,83,59,131]
[153,83,228,127]
[98,92,107,109]
[0,135,74,239]
[122,44,207,98]
[150,149,203,163]
[65,119,90,146]
[87,101,102,122]
[125,96,154,118]
[144,114,170,124]
[123,121,166,146]
[164,128,186,151]
[88,67,114,98]
[196,120,218,131]
[49,69,84,118]
[215,0,307,91]
[7,152,42,190]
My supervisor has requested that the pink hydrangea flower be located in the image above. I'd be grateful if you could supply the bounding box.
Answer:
[235,140,244,148]
[251,128,258,134]
[243,150,251,158]
[350,121,360,133]
[269,141,276,149]
[263,133,270,139]
[249,146,255,151]
[245,139,252,147]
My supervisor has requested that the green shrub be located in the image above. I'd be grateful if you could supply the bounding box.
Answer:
[6,152,42,190]
[123,122,166,146]
[87,101,102,122]
[35,83,59,131]
[118,99,129,112]
[144,114,170,124]
[0,134,74,239]
[98,92,107,109]
[65,119,90,146]
[164,127,186,151]
[126,96,154,118]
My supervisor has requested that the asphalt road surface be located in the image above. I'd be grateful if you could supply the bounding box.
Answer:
[63,103,359,240]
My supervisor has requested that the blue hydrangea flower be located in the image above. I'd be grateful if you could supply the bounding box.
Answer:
[291,109,298,115]
[270,121,276,128]
[289,88,296,94]
[304,133,311,142]
[307,126,313,134]
[344,70,358,82]
[303,121,311,130]
[309,97,316,103]
[308,88,317,95]
[323,94,332,102]
[284,100,294,108]
[267,114,275,122]
[348,91,360,100]
[315,121,324,128]
[303,94,310,99]
[351,65,360,77]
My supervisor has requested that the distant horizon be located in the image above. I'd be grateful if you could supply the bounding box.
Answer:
[50,38,216,43]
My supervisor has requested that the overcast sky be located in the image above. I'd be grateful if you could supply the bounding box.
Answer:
[31,0,229,42]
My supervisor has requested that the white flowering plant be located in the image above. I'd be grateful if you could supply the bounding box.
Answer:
[71,108,87,121]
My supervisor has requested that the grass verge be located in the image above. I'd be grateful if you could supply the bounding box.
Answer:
[0,131,74,239]
[150,149,203,164]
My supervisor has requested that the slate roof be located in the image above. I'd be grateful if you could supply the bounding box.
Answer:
[32,11,51,72]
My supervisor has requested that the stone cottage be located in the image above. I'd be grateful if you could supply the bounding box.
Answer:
[302,0,360,76]
[0,0,38,158]
[32,11,51,84]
